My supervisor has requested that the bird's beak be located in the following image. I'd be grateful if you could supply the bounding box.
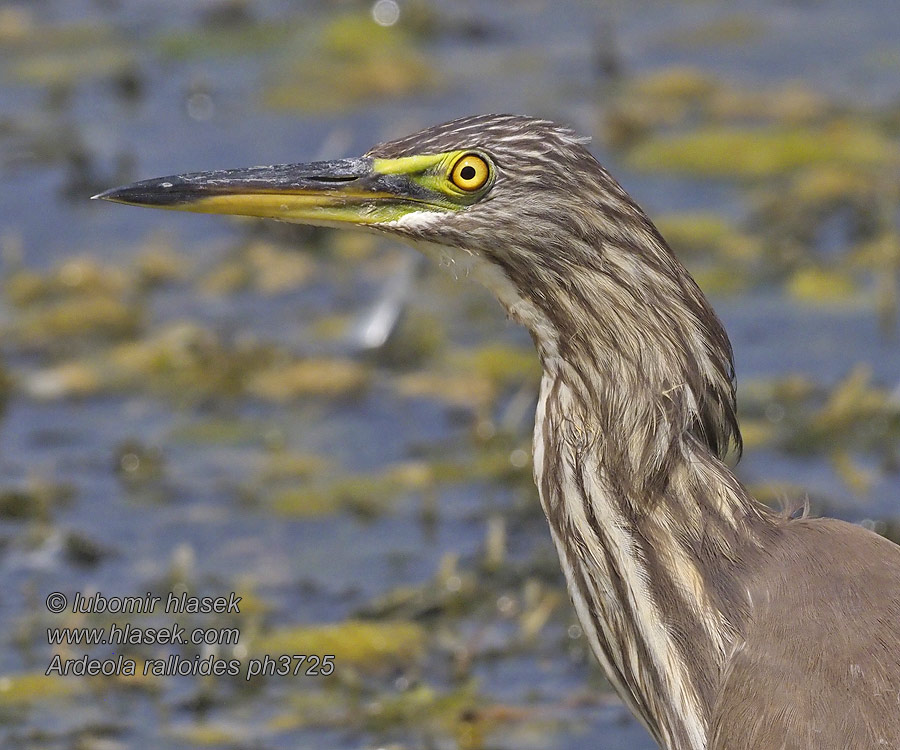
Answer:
[92,155,456,228]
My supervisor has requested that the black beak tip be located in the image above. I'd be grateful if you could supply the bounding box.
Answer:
[90,179,194,207]
[91,187,118,201]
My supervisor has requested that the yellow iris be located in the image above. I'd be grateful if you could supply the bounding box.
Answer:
[450,153,490,191]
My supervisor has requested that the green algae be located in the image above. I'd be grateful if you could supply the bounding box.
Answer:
[605,67,834,148]
[631,66,719,102]
[740,368,900,471]
[448,344,540,389]
[134,236,190,289]
[109,323,270,400]
[247,358,370,401]
[655,212,761,265]
[362,682,479,733]
[198,240,316,296]
[4,258,129,308]
[395,370,496,410]
[0,672,79,705]
[664,14,768,49]
[786,267,861,304]
[10,47,136,87]
[799,366,899,456]
[429,436,533,488]
[268,462,432,519]
[13,295,142,347]
[252,620,425,670]
[170,417,275,446]
[0,480,73,521]
[266,690,349,731]
[169,722,242,746]
[258,452,330,482]
[156,21,298,60]
[627,123,898,178]
[262,12,436,113]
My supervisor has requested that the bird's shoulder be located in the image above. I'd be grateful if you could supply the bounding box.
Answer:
[709,517,900,749]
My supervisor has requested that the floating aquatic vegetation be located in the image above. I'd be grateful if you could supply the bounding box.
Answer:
[9,47,137,88]
[258,451,330,482]
[197,259,252,296]
[267,461,432,519]
[627,122,898,178]
[0,479,73,521]
[198,240,315,296]
[0,359,13,413]
[734,417,777,450]
[604,67,831,148]
[829,449,877,496]
[23,360,101,400]
[4,257,129,308]
[11,294,142,349]
[252,620,425,670]
[706,82,830,126]
[744,481,814,512]
[134,234,190,289]
[0,671,79,706]
[247,357,370,401]
[360,681,479,734]
[63,530,109,567]
[0,11,137,89]
[21,322,272,401]
[169,416,276,446]
[654,212,761,265]
[357,553,481,622]
[604,69,709,147]
[740,368,900,489]
[395,371,495,411]
[168,722,242,746]
[427,435,534,491]
[797,366,900,458]
[262,12,437,113]
[630,66,719,103]
[604,67,899,315]
[797,164,879,204]
[115,439,166,488]
[114,323,271,397]
[265,689,350,731]
[0,6,34,45]
[0,12,117,52]
[156,21,298,60]
[373,311,447,368]
[662,14,768,49]
[245,241,316,295]
[786,267,861,304]
[851,228,900,332]
[447,344,540,390]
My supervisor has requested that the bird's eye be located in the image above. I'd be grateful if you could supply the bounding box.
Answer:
[450,153,490,192]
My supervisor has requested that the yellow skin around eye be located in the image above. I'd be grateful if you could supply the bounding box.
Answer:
[450,154,490,191]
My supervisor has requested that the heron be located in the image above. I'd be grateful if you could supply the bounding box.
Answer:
[95,114,900,749]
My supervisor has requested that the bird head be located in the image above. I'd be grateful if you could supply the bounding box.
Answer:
[93,115,624,274]
[96,114,741,463]
[94,115,645,347]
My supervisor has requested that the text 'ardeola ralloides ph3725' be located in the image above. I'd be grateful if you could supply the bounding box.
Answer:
[95,114,900,750]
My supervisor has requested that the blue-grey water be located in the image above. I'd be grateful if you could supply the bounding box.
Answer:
[1,1,898,748]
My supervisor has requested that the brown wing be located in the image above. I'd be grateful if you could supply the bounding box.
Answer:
[710,518,900,750]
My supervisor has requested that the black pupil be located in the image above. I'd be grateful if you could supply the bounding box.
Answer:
[459,165,477,181]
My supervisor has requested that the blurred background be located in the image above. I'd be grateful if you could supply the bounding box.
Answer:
[1,0,899,748]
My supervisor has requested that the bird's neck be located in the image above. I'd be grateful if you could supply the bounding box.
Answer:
[533,362,774,742]
[530,325,777,750]
[460,202,780,746]
[481,207,781,746]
